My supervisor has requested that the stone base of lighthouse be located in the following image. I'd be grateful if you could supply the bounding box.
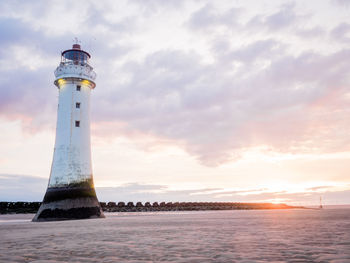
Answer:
[33,182,105,222]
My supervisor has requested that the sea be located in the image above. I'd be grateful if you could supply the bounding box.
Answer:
[0,208,349,262]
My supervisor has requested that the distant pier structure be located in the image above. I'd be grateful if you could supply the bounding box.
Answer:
[33,44,104,221]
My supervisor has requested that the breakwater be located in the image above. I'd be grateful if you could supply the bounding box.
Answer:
[0,201,301,214]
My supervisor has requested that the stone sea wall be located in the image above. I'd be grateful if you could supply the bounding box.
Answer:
[0,202,42,214]
[0,201,301,214]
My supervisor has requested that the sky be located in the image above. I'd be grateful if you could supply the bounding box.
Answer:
[0,0,350,205]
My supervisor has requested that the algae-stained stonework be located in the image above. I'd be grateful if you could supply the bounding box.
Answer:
[33,44,104,221]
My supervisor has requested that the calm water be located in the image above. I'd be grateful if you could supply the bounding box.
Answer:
[0,209,349,262]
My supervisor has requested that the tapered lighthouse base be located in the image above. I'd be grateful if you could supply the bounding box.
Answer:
[32,187,105,222]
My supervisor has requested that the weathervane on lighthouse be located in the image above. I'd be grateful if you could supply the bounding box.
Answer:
[33,42,104,221]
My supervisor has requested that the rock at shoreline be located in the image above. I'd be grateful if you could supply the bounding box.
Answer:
[0,201,302,214]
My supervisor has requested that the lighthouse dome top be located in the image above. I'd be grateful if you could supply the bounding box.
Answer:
[61,44,91,65]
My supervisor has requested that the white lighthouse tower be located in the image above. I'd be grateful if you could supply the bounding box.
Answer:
[33,44,104,221]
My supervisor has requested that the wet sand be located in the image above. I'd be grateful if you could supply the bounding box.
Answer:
[0,209,349,262]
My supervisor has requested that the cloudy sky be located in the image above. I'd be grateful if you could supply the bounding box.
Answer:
[0,0,350,205]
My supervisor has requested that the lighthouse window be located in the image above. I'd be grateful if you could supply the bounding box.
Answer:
[76,102,80,109]
[75,121,80,127]
[76,85,81,91]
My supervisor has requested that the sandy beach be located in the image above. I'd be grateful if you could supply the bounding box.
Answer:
[0,209,349,262]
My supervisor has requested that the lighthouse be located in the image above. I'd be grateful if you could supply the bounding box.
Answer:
[33,44,104,221]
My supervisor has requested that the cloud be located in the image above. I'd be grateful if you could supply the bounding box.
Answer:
[187,4,242,31]
[243,2,299,33]
[1,0,350,167]
[331,0,350,7]
[131,0,185,14]
[296,26,325,39]
[214,38,285,64]
[92,45,350,165]
[0,174,47,201]
[331,23,350,43]
[306,186,333,191]
[264,3,297,31]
